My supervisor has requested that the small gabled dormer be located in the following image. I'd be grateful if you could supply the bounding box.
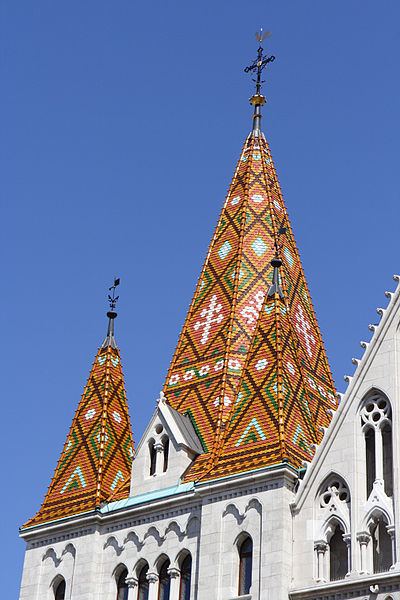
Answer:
[130,393,204,495]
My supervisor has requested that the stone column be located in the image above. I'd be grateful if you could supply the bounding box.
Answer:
[314,541,328,582]
[375,426,384,483]
[167,567,181,599]
[343,533,352,576]
[126,577,138,600]
[147,571,159,600]
[154,442,164,475]
[387,525,396,568]
[357,532,370,574]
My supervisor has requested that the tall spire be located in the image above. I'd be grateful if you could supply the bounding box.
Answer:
[24,280,134,528]
[163,41,337,481]
[244,29,275,133]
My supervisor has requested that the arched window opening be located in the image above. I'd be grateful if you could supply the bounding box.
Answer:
[179,554,192,600]
[116,568,128,600]
[138,564,149,600]
[329,525,348,581]
[149,439,157,476]
[163,437,169,472]
[382,424,393,497]
[238,536,253,596]
[158,559,171,600]
[54,579,65,600]
[361,393,393,498]
[371,516,392,573]
[365,428,376,497]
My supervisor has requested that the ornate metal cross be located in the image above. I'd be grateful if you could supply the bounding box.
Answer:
[244,29,275,96]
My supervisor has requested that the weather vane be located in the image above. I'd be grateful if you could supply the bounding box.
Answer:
[244,29,275,97]
[108,277,120,312]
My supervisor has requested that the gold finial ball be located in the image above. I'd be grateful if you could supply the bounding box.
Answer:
[250,94,266,106]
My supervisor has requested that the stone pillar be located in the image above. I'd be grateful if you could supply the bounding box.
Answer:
[154,442,164,475]
[343,533,352,576]
[147,572,159,600]
[126,577,138,599]
[375,427,384,483]
[387,525,396,568]
[314,541,328,582]
[167,567,181,599]
[357,532,370,574]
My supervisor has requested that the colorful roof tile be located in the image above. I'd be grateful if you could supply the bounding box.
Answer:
[163,123,337,480]
[24,314,134,528]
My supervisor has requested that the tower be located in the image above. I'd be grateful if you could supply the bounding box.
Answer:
[18,36,400,600]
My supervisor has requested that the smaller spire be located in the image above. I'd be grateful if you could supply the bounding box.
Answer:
[268,227,286,298]
[244,29,275,134]
[267,253,284,298]
[102,277,120,349]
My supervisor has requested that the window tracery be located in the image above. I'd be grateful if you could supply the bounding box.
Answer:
[360,393,393,498]
[314,475,351,582]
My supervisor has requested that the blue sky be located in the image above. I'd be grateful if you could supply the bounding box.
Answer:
[2,1,400,595]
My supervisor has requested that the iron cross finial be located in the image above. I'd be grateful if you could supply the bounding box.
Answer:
[108,277,120,311]
[244,29,275,96]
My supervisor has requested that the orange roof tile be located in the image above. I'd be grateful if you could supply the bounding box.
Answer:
[163,129,337,480]
[24,322,134,528]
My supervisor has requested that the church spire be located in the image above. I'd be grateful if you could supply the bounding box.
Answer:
[24,280,134,528]
[163,39,337,481]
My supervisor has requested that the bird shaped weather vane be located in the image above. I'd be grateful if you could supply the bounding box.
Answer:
[244,28,275,97]
[108,277,120,312]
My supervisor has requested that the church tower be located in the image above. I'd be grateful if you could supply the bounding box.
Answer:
[19,36,400,600]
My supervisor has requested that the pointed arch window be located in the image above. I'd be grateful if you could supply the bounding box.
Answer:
[382,423,393,497]
[149,439,157,476]
[54,579,65,600]
[371,515,393,573]
[116,567,128,600]
[179,554,192,600]
[138,564,149,600]
[158,559,171,600]
[162,436,169,472]
[329,524,348,581]
[238,536,253,596]
[360,393,393,498]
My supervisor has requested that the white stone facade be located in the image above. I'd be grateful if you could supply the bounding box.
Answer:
[18,277,400,599]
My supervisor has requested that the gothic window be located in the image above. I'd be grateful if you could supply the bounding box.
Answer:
[162,436,169,472]
[116,567,128,600]
[238,536,253,596]
[371,515,393,573]
[382,424,393,497]
[149,439,157,476]
[158,559,171,600]
[137,564,149,600]
[329,525,348,581]
[179,554,192,600]
[365,427,376,497]
[54,579,65,600]
[360,393,393,498]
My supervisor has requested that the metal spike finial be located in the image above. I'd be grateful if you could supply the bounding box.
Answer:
[244,29,275,133]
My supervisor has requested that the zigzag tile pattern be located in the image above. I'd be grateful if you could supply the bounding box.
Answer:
[25,341,134,527]
[163,131,337,479]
